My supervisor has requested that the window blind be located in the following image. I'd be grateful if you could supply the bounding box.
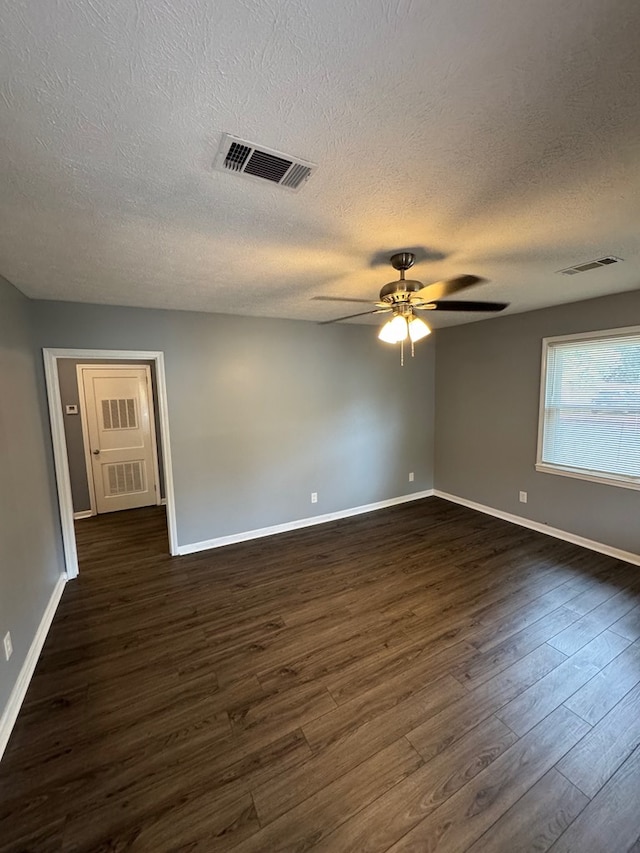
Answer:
[540,331,640,485]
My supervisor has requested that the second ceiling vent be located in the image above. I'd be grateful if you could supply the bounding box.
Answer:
[214,134,316,192]
[557,256,623,275]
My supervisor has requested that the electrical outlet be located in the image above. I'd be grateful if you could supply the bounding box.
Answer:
[3,631,12,661]
[409,472,414,482]
[519,491,528,503]
[311,492,318,504]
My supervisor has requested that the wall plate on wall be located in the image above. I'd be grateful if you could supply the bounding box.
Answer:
[65,404,78,415]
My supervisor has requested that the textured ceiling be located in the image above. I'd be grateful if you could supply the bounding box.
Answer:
[1,0,640,328]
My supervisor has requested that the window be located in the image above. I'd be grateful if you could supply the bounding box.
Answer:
[536,327,640,490]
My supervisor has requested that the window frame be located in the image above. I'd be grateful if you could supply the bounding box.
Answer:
[536,324,640,492]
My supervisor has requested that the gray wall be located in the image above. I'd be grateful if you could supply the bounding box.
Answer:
[32,301,435,547]
[0,277,65,715]
[434,288,640,555]
[57,359,166,513]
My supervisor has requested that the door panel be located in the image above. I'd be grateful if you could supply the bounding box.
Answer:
[82,367,158,513]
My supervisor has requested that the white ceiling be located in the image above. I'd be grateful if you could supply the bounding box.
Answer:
[1,0,640,328]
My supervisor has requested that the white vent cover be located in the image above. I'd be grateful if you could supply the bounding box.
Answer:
[557,256,623,275]
[102,398,137,430]
[105,462,145,496]
[214,134,316,191]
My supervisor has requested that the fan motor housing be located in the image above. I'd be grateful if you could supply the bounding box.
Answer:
[379,279,422,302]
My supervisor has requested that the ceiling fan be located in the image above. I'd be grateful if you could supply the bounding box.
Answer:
[315,252,508,354]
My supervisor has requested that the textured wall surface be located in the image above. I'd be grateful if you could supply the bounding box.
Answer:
[33,301,435,547]
[1,0,640,324]
[0,277,65,714]
[435,288,640,554]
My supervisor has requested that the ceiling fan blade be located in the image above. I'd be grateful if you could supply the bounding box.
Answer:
[312,295,374,304]
[428,300,509,312]
[415,274,485,302]
[318,308,390,325]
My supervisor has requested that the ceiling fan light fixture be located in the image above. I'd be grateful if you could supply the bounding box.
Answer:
[390,314,409,341]
[318,249,505,362]
[377,318,400,343]
[378,313,409,344]
[408,315,431,342]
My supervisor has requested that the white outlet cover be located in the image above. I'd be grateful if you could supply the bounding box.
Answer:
[311,492,318,503]
[519,491,528,503]
[3,631,12,661]
[409,472,414,482]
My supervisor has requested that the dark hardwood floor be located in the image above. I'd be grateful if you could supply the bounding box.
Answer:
[1,498,640,852]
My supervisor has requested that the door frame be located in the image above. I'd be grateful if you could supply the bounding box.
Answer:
[43,348,178,578]
[77,363,162,516]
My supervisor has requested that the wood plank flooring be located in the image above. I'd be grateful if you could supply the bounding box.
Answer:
[1,498,640,852]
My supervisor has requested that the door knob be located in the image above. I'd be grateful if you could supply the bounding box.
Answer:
[92,449,100,455]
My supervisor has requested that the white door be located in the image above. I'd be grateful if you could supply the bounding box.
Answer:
[80,366,159,513]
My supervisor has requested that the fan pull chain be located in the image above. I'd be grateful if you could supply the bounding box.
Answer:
[411,339,415,359]
[400,338,404,366]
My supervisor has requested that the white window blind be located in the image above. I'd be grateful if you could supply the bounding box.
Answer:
[537,329,640,489]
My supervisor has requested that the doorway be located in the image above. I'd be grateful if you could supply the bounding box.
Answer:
[43,348,178,578]
[77,364,161,514]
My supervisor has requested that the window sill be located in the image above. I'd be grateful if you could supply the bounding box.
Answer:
[535,462,640,492]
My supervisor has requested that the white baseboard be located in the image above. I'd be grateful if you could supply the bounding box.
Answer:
[73,510,92,520]
[176,489,435,556]
[434,490,640,567]
[0,573,67,761]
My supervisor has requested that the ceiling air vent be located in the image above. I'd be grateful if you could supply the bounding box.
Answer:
[557,256,623,276]
[214,134,316,192]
